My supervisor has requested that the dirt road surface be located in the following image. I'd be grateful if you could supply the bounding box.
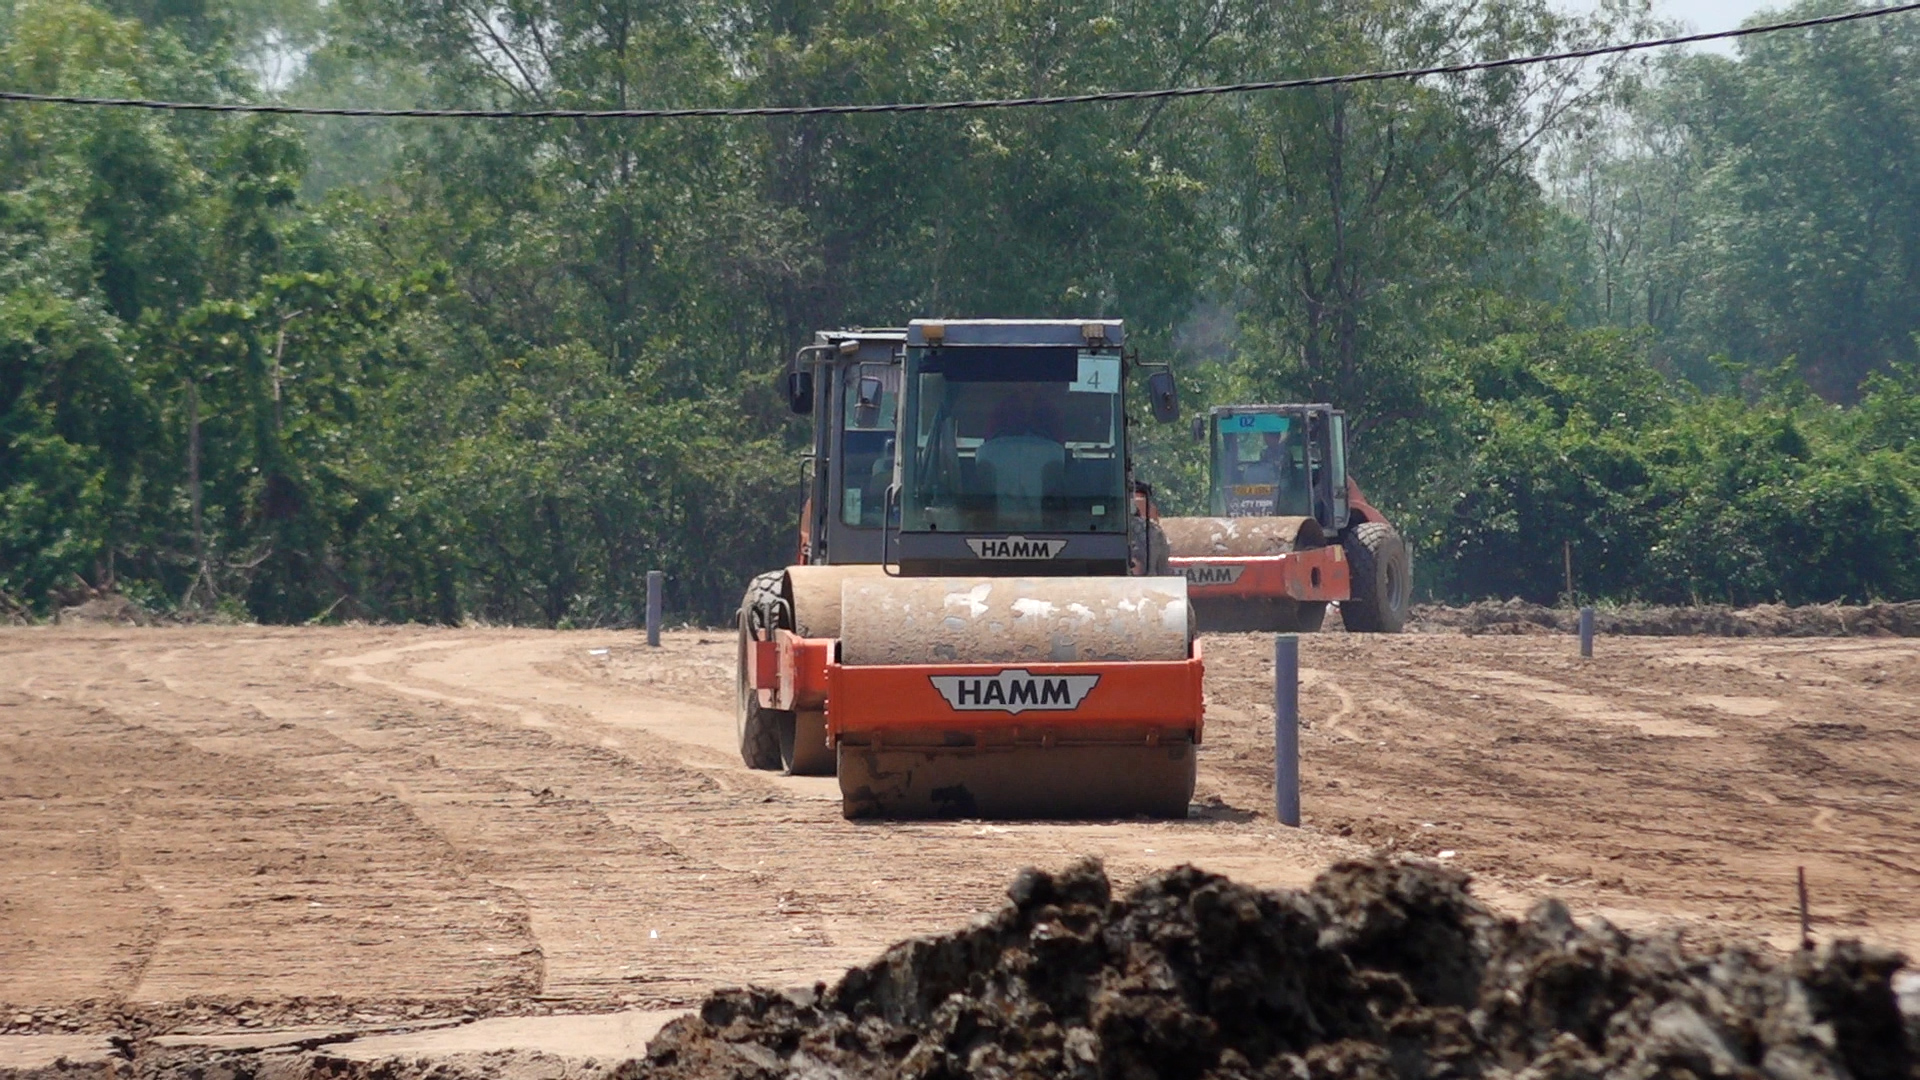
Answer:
[1,625,1915,1071]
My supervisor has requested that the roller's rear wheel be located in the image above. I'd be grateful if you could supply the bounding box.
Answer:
[1295,601,1328,633]
[1341,522,1410,633]
[779,710,835,775]
[1147,520,1171,576]
[735,571,787,770]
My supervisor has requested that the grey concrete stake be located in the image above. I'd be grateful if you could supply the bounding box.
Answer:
[1275,633,1300,827]
[1798,865,1812,949]
[646,570,664,647]
[1579,606,1595,658]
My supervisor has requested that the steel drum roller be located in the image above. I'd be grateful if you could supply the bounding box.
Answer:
[838,577,1191,666]
[1159,516,1324,557]
[784,564,887,639]
[1162,515,1329,634]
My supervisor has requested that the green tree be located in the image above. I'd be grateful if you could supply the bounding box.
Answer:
[1420,318,1920,604]
[1207,0,1654,515]
[5,0,1917,621]
[1547,2,1920,399]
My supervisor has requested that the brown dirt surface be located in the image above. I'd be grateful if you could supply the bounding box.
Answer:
[1407,598,1920,637]
[1,624,1916,1076]
[633,858,1916,1080]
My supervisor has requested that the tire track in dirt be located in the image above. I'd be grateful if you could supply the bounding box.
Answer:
[3,628,1359,1016]
[3,624,1915,1029]
[1199,631,1920,952]
[301,631,1367,996]
[1,647,538,1010]
[115,634,788,1006]
[0,693,163,1006]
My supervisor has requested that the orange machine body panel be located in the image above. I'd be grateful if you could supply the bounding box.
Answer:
[752,630,833,711]
[1167,545,1350,602]
[826,650,1204,744]
[750,627,1205,748]
[1347,477,1386,528]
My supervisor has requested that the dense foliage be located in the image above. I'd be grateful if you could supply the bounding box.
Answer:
[1,0,1915,622]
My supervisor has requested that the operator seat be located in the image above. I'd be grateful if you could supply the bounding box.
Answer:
[975,398,1066,525]
[976,436,1066,502]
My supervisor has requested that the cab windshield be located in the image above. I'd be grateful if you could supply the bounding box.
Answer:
[899,345,1125,532]
[1209,413,1313,517]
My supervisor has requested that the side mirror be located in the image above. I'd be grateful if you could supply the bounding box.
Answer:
[853,374,884,427]
[1189,415,1205,443]
[1146,370,1180,424]
[786,365,814,415]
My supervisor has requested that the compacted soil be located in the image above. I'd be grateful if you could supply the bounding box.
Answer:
[0,623,1914,1076]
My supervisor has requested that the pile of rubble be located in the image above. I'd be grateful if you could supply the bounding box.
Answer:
[630,858,1916,1080]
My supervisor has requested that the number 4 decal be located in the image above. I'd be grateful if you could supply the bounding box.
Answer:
[1071,355,1120,394]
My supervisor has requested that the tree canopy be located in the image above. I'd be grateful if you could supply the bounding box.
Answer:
[2,0,1916,621]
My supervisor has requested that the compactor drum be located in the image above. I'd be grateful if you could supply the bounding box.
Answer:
[1158,515,1333,633]
[1163,405,1411,634]
[737,320,1201,819]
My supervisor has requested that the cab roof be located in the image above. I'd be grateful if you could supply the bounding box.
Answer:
[907,319,1123,348]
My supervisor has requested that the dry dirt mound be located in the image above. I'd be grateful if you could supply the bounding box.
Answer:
[631,858,1916,1080]
[53,595,158,627]
[0,591,31,626]
[1410,598,1920,637]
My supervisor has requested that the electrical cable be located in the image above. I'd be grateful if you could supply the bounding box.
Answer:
[1,0,1915,120]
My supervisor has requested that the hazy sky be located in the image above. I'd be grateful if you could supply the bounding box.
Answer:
[1560,0,1785,54]
[1655,0,1781,29]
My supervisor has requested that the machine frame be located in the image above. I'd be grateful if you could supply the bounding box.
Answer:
[736,320,1202,819]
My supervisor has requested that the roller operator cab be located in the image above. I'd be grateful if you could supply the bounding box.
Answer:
[1162,404,1412,634]
[892,319,1167,576]
[736,319,1202,820]
[781,328,907,569]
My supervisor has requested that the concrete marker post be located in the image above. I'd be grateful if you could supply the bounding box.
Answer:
[1275,633,1300,827]
[1798,865,1812,949]
[646,570,664,647]
[1579,606,1595,658]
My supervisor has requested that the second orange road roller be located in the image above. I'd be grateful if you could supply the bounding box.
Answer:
[735,319,1202,819]
[1162,404,1411,634]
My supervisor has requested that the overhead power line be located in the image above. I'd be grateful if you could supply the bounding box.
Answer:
[3,1,1917,120]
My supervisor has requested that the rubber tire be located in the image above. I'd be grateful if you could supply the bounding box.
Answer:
[779,710,835,776]
[1341,522,1410,633]
[735,570,788,770]
[1295,601,1329,633]
[1147,521,1171,577]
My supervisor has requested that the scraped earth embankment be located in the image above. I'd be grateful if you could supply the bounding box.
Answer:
[1407,598,1920,637]
[0,625,1916,1078]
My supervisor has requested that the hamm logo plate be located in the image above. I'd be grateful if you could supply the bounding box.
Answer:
[966,536,1068,560]
[1184,563,1245,586]
[929,670,1101,714]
